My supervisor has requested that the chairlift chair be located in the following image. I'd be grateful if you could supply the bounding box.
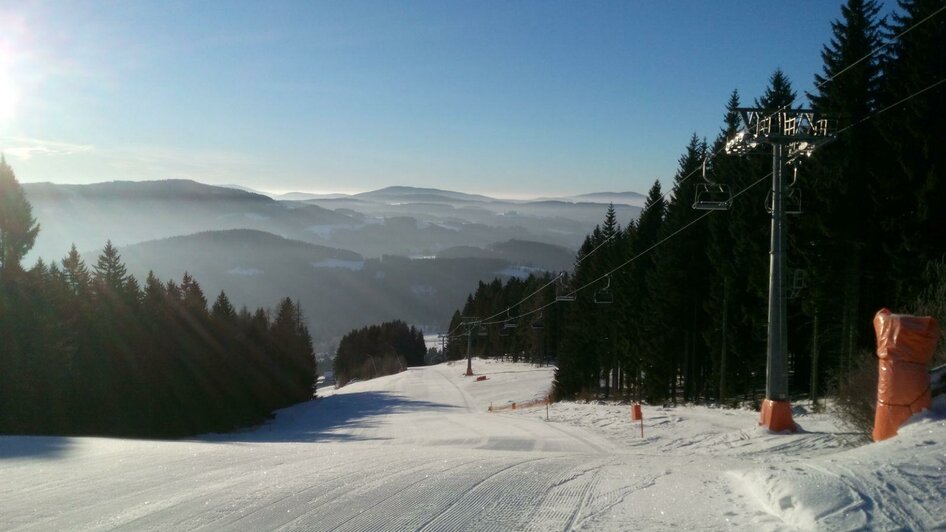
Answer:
[593,275,614,305]
[555,272,576,302]
[531,312,545,330]
[693,183,733,211]
[789,269,807,299]
[501,309,518,334]
[692,157,733,211]
[765,187,803,215]
[477,324,488,336]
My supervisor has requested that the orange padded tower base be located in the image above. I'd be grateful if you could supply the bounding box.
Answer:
[759,399,796,433]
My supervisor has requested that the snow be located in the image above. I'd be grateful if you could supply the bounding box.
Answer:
[310,259,365,271]
[1,358,943,531]
[410,284,437,296]
[498,265,547,279]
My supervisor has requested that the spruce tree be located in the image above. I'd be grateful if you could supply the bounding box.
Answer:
[92,240,129,295]
[647,135,711,402]
[879,0,946,298]
[629,180,666,402]
[0,156,40,278]
[805,0,887,378]
[61,244,91,296]
[704,90,749,402]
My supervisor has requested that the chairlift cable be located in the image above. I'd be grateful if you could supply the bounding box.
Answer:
[442,16,946,339]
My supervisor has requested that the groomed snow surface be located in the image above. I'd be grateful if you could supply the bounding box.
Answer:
[1,358,944,531]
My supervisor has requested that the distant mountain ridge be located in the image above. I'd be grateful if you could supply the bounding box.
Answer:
[22,179,358,263]
[535,191,647,206]
[20,179,643,346]
[23,179,641,262]
[353,186,496,204]
[26,179,273,202]
[268,185,647,206]
[116,229,546,348]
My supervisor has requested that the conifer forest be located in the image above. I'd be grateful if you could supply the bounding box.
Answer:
[445,0,946,405]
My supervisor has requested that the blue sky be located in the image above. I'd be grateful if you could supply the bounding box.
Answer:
[0,1,878,198]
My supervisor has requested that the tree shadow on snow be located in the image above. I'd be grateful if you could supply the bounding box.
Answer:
[0,436,75,460]
[200,391,458,444]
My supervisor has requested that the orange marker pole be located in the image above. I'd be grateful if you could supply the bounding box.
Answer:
[631,403,644,438]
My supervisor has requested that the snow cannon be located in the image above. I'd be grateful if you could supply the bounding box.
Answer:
[872,309,940,442]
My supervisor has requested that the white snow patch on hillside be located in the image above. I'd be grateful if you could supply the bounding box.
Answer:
[311,258,365,271]
[498,265,546,279]
[410,284,436,296]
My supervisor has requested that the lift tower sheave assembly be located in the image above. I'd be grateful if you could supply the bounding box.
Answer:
[724,108,835,433]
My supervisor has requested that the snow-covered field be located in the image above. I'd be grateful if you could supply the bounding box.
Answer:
[1,358,944,531]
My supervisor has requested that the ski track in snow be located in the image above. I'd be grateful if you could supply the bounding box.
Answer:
[1,358,944,531]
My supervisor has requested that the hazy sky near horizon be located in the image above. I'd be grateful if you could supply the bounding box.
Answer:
[1,1,868,198]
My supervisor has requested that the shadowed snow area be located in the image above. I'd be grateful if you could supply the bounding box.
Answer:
[1,359,944,531]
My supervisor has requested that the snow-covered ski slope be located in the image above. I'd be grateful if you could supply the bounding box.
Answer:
[1,358,944,531]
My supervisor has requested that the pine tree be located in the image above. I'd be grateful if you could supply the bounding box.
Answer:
[61,244,91,296]
[804,0,887,379]
[647,135,711,402]
[879,0,946,298]
[704,90,748,402]
[0,156,40,278]
[629,180,666,402]
[92,240,129,295]
[212,291,237,321]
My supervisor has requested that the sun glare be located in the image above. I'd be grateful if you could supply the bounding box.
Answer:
[0,48,19,127]
[0,81,17,126]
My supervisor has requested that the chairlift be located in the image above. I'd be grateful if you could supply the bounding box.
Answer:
[502,309,518,332]
[788,269,807,299]
[531,312,545,330]
[765,187,802,215]
[692,157,733,211]
[477,324,488,336]
[593,275,614,305]
[555,272,575,302]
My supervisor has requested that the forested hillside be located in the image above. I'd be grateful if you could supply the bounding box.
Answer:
[445,0,946,405]
[0,160,317,437]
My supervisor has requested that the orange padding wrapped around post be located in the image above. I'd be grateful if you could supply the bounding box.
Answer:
[872,308,940,442]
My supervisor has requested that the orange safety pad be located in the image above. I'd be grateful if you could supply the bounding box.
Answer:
[872,309,939,442]
[759,399,796,432]
[630,403,642,421]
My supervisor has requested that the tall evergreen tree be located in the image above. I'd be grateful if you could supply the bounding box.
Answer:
[704,89,750,402]
[879,0,946,298]
[805,0,887,377]
[93,240,130,297]
[61,244,91,296]
[628,180,667,402]
[647,135,711,402]
[0,155,40,278]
